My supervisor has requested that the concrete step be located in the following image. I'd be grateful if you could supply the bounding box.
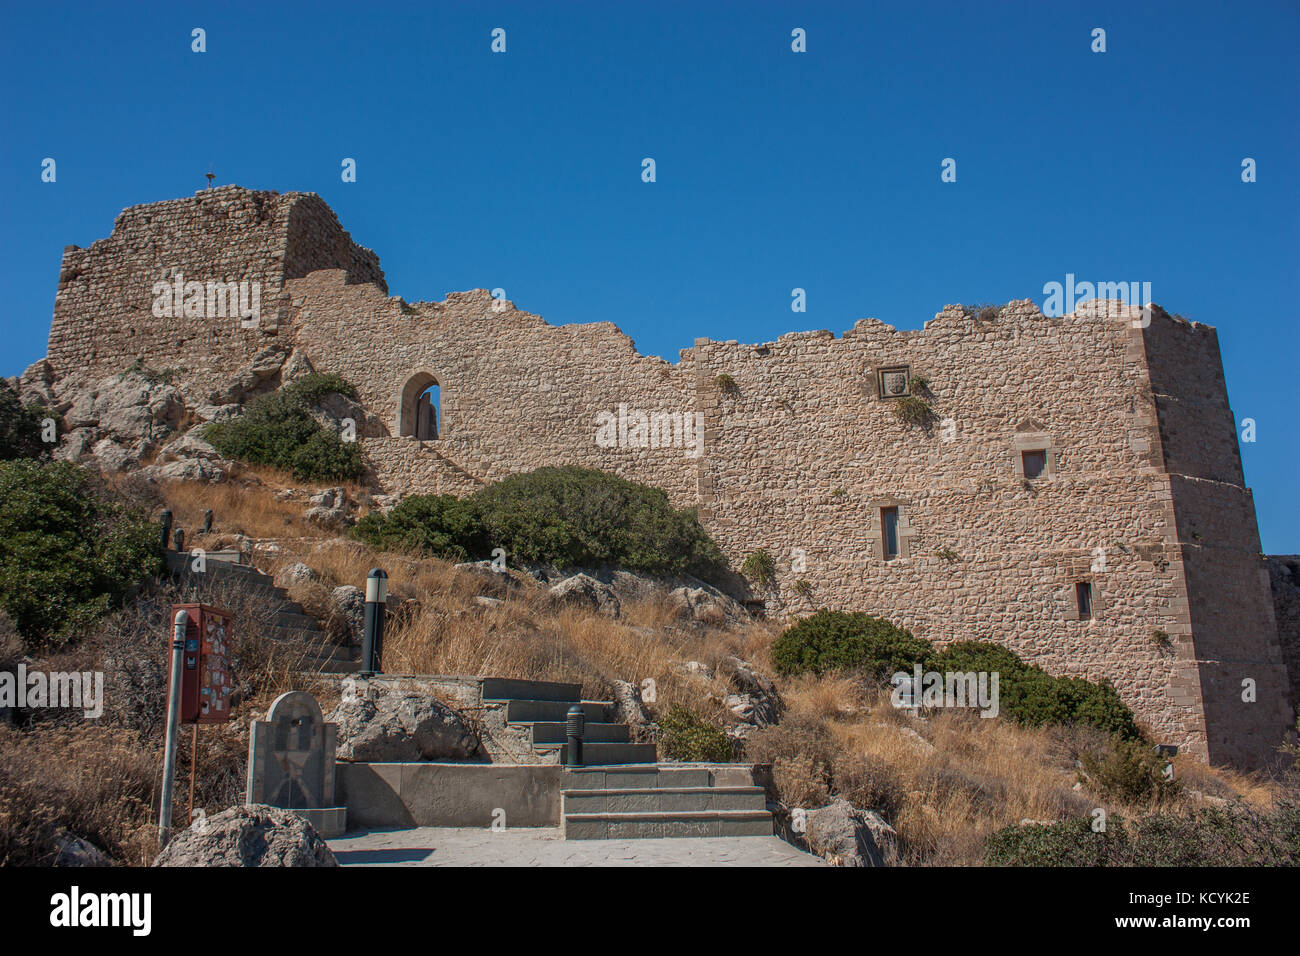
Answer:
[536,742,657,765]
[562,786,767,813]
[504,699,610,723]
[481,677,583,703]
[562,765,757,790]
[564,810,773,840]
[269,624,326,643]
[527,721,629,744]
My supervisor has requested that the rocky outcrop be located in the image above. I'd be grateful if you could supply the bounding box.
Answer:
[152,805,338,867]
[612,680,655,740]
[804,800,900,867]
[719,656,783,727]
[548,573,622,618]
[330,685,480,761]
[52,829,110,867]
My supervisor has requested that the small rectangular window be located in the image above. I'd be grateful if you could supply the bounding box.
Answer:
[1076,581,1093,620]
[1022,449,1046,480]
[882,507,899,560]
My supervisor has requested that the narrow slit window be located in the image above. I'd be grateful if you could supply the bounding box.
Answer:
[1076,581,1093,620]
[882,507,899,561]
[1022,449,1047,480]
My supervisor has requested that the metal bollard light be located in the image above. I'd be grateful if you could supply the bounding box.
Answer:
[201,509,213,535]
[360,568,388,676]
[566,705,585,767]
[173,528,185,553]
[160,510,173,551]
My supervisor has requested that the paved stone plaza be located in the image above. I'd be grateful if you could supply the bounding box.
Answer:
[328,827,825,867]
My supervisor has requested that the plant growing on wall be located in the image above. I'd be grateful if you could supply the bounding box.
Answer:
[793,578,814,599]
[894,394,937,432]
[741,549,776,589]
[934,547,959,563]
[714,373,739,394]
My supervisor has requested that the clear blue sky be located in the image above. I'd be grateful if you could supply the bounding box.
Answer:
[1,1,1296,550]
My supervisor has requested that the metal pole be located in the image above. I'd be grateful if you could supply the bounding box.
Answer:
[159,609,188,848]
[173,528,185,553]
[360,568,388,676]
[201,510,213,535]
[187,722,198,824]
[160,510,173,551]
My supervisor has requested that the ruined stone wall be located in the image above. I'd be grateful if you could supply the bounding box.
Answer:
[46,186,383,401]
[39,186,1293,767]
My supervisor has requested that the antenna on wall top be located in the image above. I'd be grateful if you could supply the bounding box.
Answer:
[205,165,215,189]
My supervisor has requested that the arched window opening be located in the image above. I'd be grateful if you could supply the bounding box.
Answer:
[399,371,442,440]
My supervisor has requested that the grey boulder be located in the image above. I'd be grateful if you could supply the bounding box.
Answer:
[152,804,338,867]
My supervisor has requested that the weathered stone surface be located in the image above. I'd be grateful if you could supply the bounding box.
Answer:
[146,457,228,483]
[611,680,654,740]
[548,574,621,618]
[330,687,480,761]
[153,804,338,867]
[330,585,366,643]
[666,585,747,626]
[52,829,110,867]
[160,425,221,461]
[279,562,316,586]
[64,369,184,444]
[720,656,782,727]
[804,800,899,867]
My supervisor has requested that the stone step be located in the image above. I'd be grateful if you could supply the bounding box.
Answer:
[536,741,657,765]
[563,810,773,840]
[273,610,320,629]
[481,677,583,703]
[527,721,630,744]
[562,786,767,813]
[504,699,610,723]
[561,765,756,790]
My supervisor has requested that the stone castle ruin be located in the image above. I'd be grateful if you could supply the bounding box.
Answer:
[21,185,1296,768]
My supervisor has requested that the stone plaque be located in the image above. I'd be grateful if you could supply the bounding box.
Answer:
[877,366,911,399]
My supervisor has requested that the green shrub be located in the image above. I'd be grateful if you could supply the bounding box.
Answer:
[929,641,1140,740]
[352,466,727,581]
[893,395,937,431]
[770,609,931,679]
[770,617,1141,738]
[985,804,1300,866]
[205,373,361,482]
[741,550,776,589]
[657,708,732,762]
[0,383,52,460]
[353,494,487,561]
[1080,737,1181,805]
[0,460,162,648]
[471,466,725,580]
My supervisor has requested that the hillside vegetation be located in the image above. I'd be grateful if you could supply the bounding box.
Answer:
[0,461,1293,866]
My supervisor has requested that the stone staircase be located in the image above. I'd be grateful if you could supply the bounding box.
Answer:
[562,765,773,840]
[482,677,657,765]
[481,678,774,840]
[166,551,360,674]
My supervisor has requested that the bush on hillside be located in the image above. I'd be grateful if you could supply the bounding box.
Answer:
[771,612,1141,739]
[0,460,162,649]
[930,641,1140,739]
[354,466,728,582]
[204,373,362,482]
[769,609,931,679]
[657,708,733,762]
[1079,737,1182,805]
[984,804,1300,866]
[352,493,486,561]
[0,382,53,460]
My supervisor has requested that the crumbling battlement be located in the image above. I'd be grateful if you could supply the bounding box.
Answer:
[36,186,1295,769]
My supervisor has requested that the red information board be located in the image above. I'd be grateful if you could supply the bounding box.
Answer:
[169,604,235,724]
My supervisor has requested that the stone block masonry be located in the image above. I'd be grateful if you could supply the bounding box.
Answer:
[39,186,1295,769]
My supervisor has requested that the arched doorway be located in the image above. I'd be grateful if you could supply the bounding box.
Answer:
[398,371,441,440]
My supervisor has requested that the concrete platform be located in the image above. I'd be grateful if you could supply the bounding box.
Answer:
[327,826,825,867]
